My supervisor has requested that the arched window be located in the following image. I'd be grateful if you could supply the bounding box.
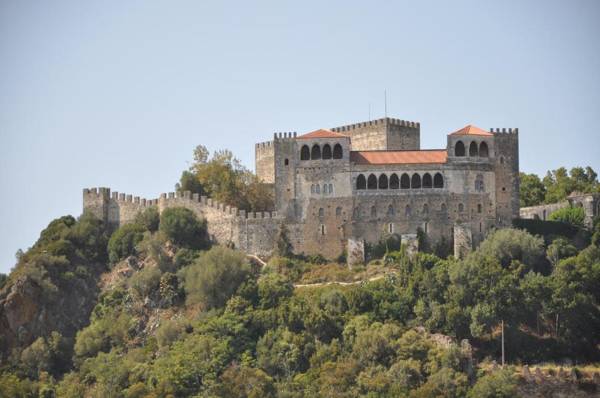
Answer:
[322,144,332,159]
[469,141,478,157]
[405,204,411,217]
[284,158,289,166]
[441,203,447,212]
[371,206,377,217]
[422,173,432,188]
[328,183,333,194]
[310,184,315,194]
[300,145,310,160]
[400,173,410,189]
[479,142,489,157]
[311,144,321,160]
[433,173,444,188]
[477,203,482,213]
[455,141,465,157]
[356,174,366,190]
[333,143,343,159]
[378,174,388,189]
[336,207,342,216]
[411,174,421,189]
[475,174,484,192]
[387,204,394,216]
[367,174,377,190]
[315,184,320,194]
[389,173,399,189]
[323,184,329,194]
[423,203,429,215]
[458,203,464,212]
[318,208,324,217]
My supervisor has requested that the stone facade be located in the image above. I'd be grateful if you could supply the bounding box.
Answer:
[84,117,520,259]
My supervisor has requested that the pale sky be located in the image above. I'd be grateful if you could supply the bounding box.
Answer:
[1,0,599,273]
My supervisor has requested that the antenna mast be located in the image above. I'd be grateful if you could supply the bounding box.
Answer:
[384,90,387,117]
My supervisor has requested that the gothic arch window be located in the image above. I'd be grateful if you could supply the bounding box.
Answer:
[411,173,421,189]
[378,174,388,189]
[333,143,343,159]
[336,207,342,216]
[469,141,479,157]
[433,173,444,188]
[371,206,377,217]
[300,145,310,160]
[323,184,329,194]
[367,174,377,190]
[389,173,399,189]
[328,183,333,194]
[423,203,429,215]
[400,173,410,189]
[475,174,485,192]
[387,204,395,216]
[356,174,366,190]
[322,144,332,159]
[458,203,464,212]
[422,173,432,188]
[311,144,321,160]
[479,141,489,157]
[318,208,324,218]
[315,184,320,194]
[405,204,412,217]
[310,184,315,194]
[455,141,465,157]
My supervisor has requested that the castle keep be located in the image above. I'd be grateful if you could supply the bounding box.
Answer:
[84,117,520,260]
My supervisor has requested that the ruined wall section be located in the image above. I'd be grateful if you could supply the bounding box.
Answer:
[83,188,281,256]
[255,140,275,183]
[331,117,420,151]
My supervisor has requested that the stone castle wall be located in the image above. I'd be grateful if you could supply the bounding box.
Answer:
[83,188,281,256]
[520,192,600,228]
[331,117,420,151]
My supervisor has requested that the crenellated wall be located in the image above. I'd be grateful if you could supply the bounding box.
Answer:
[331,117,420,151]
[83,188,282,256]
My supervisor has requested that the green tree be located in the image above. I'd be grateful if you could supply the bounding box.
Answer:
[133,206,160,232]
[182,246,251,308]
[107,223,145,264]
[275,223,293,258]
[548,206,586,227]
[467,368,518,398]
[519,172,546,207]
[159,207,210,249]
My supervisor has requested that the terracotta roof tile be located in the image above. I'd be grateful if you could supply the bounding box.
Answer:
[350,150,447,165]
[449,125,493,137]
[297,129,349,139]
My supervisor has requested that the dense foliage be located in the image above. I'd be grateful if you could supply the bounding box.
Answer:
[520,166,600,207]
[176,144,274,212]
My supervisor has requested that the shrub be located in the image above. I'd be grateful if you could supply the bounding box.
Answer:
[159,207,209,249]
[474,228,545,270]
[156,318,187,349]
[181,246,251,308]
[257,273,293,309]
[549,205,586,227]
[134,207,160,232]
[467,368,518,398]
[128,266,162,299]
[108,223,145,264]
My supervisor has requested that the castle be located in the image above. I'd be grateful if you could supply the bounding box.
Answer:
[83,116,520,261]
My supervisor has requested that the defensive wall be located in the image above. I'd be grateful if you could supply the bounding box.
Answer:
[520,192,600,228]
[83,187,281,256]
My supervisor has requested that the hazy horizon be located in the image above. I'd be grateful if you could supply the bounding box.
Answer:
[1,0,599,273]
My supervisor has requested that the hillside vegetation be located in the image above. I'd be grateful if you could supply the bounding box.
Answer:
[0,164,599,397]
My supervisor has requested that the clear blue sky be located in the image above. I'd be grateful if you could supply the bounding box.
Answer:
[1,0,599,273]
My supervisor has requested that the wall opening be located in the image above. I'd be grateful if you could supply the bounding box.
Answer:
[320,224,325,235]
[284,158,289,166]
[322,144,332,159]
[336,206,342,216]
[405,204,411,217]
[455,141,465,156]
[390,173,399,189]
[458,203,464,212]
[479,142,489,157]
[411,173,421,189]
[318,208,324,218]
[367,174,377,190]
[388,223,394,234]
[433,173,444,188]
[300,145,310,160]
[333,143,343,159]
[401,173,410,189]
[356,174,366,190]
[387,204,395,216]
[469,141,479,157]
[422,173,432,188]
[311,144,321,160]
[477,203,482,213]
[378,174,388,189]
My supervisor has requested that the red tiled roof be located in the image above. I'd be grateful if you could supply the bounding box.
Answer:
[297,129,348,139]
[350,150,448,165]
[449,125,493,136]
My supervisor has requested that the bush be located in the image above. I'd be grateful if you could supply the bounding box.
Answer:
[128,266,162,299]
[474,228,545,270]
[181,246,251,308]
[257,273,293,309]
[467,368,518,398]
[108,223,146,264]
[156,318,188,349]
[134,207,160,232]
[549,206,586,227]
[159,207,209,249]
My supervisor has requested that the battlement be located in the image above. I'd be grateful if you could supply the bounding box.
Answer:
[490,127,519,135]
[331,117,420,132]
[255,140,273,149]
[83,187,159,206]
[273,132,297,140]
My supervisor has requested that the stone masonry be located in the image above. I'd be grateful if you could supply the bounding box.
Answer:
[84,117,520,260]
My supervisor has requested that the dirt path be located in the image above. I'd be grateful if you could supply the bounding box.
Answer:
[294,274,388,288]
